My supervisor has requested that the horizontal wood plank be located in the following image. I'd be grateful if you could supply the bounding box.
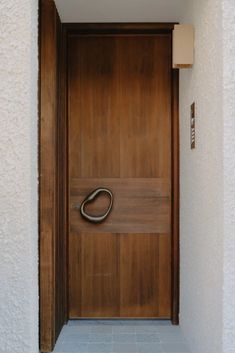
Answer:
[70,178,171,233]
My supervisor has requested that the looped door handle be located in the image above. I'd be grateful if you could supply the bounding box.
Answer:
[78,188,113,223]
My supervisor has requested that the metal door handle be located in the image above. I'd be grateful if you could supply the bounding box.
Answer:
[77,188,113,223]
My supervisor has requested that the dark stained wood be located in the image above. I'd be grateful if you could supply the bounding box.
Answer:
[81,233,119,317]
[171,69,180,324]
[70,178,171,234]
[158,234,172,317]
[55,16,68,340]
[68,231,82,318]
[68,36,120,178]
[68,34,173,318]
[120,234,170,318]
[40,21,179,349]
[68,35,171,179]
[118,36,171,178]
[65,22,177,36]
[39,1,57,350]
[69,233,120,318]
[39,1,67,351]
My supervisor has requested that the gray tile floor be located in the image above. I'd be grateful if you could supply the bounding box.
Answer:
[52,320,189,353]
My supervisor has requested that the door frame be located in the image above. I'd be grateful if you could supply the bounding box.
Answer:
[40,15,179,352]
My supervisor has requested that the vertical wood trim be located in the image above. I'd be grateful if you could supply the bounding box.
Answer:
[56,23,69,333]
[40,1,57,350]
[39,1,67,351]
[171,68,180,324]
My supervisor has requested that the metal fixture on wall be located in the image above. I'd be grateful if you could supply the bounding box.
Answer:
[191,102,196,149]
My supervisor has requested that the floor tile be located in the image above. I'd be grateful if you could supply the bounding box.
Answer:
[113,343,138,353]
[132,320,170,326]
[87,342,112,353]
[157,326,182,333]
[135,325,160,333]
[61,325,91,335]
[113,333,136,343]
[53,342,88,353]
[112,325,136,333]
[137,343,163,353]
[159,332,184,343]
[62,333,90,342]
[136,333,160,342]
[68,320,110,326]
[90,325,113,334]
[161,342,189,352]
[89,333,112,342]
[52,320,189,353]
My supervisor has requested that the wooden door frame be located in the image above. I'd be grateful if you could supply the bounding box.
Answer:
[40,15,179,351]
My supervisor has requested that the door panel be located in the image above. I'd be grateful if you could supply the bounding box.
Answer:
[69,231,119,318]
[69,37,120,178]
[118,37,171,178]
[119,234,169,318]
[68,34,172,318]
[70,178,171,234]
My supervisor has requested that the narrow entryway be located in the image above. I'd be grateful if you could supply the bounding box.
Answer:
[52,321,189,353]
[40,3,180,351]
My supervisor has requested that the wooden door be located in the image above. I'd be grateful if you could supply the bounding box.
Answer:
[68,34,172,318]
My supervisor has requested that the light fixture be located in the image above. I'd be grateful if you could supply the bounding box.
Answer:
[173,24,194,69]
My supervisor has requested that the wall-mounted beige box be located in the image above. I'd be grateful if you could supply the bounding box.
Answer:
[173,24,194,69]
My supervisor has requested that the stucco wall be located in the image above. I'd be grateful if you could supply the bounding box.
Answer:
[179,0,224,352]
[1,0,235,353]
[222,0,235,351]
[0,1,38,353]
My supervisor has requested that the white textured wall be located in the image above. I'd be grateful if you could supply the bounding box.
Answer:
[222,0,235,351]
[180,0,224,353]
[1,1,235,353]
[0,1,38,353]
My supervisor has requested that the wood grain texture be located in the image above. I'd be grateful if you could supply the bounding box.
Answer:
[65,23,176,36]
[68,231,82,318]
[120,234,171,318]
[118,36,171,178]
[81,233,119,317]
[68,34,173,318]
[69,233,171,318]
[55,13,68,341]
[70,178,171,233]
[40,1,58,350]
[68,35,171,179]
[39,1,67,351]
[40,20,179,352]
[158,234,172,317]
[69,233,120,318]
[69,36,120,178]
